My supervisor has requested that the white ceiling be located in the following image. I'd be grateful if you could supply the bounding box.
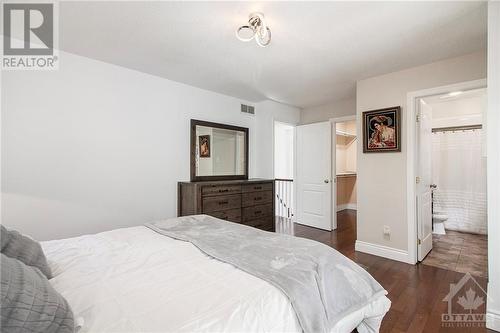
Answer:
[59,1,487,108]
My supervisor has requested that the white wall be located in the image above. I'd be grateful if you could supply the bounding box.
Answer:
[1,51,300,241]
[300,97,356,124]
[428,93,486,128]
[355,51,486,256]
[211,130,241,175]
[335,120,357,174]
[254,100,301,179]
[487,2,500,331]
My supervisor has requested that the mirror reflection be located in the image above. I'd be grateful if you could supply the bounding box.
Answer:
[195,125,246,177]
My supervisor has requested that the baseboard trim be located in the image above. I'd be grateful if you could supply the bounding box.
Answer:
[487,309,500,332]
[336,203,357,212]
[355,240,412,264]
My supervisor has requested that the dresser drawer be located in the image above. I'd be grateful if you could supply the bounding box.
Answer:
[208,208,242,223]
[247,216,274,231]
[242,191,273,207]
[242,182,272,193]
[202,194,241,213]
[202,185,241,197]
[242,204,273,222]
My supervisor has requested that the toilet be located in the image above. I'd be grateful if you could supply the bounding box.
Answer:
[432,209,447,235]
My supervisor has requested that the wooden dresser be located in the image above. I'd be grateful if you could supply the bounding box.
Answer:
[178,179,275,232]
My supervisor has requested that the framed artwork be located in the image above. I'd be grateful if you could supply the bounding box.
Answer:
[199,135,211,158]
[363,106,401,153]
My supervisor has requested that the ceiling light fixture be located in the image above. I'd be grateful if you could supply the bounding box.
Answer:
[236,12,271,47]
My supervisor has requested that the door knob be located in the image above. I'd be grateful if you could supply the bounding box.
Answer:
[324,179,330,184]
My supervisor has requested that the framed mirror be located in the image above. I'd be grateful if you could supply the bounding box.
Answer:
[190,119,249,181]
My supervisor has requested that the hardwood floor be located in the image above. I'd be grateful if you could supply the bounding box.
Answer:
[276,210,494,333]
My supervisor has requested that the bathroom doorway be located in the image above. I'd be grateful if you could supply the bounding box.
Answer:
[416,86,488,277]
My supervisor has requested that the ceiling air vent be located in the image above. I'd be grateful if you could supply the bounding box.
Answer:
[241,104,255,115]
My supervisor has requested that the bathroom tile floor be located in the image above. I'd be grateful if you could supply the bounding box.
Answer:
[421,230,488,278]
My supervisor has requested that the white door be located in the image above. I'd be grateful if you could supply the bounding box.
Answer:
[331,123,337,230]
[417,100,433,261]
[295,122,332,230]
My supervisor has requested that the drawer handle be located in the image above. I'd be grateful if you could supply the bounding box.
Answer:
[254,210,262,215]
[218,189,229,193]
[218,200,229,205]
[254,186,262,190]
[254,197,262,201]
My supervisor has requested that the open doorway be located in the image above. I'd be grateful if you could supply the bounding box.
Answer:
[273,121,295,226]
[332,119,358,237]
[292,118,358,253]
[415,87,488,278]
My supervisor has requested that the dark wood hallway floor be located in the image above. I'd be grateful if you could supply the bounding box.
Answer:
[276,210,493,333]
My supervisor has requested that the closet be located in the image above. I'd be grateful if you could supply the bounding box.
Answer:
[335,121,357,211]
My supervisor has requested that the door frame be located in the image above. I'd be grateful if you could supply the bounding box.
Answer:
[416,100,433,261]
[406,79,487,264]
[272,119,297,180]
[272,119,297,220]
[329,115,357,230]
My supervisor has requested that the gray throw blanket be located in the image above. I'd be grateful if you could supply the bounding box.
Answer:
[146,215,387,333]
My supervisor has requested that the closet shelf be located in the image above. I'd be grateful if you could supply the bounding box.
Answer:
[336,130,357,145]
[336,172,357,178]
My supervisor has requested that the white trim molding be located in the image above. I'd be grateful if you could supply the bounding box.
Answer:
[329,115,357,123]
[487,308,500,332]
[336,203,357,212]
[487,3,500,332]
[405,79,487,265]
[355,240,412,264]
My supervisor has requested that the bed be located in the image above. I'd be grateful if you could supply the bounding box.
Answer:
[41,217,391,333]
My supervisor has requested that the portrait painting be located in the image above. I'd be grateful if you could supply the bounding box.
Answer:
[199,135,211,158]
[363,106,401,153]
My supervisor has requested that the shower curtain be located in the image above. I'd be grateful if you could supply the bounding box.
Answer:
[432,129,487,234]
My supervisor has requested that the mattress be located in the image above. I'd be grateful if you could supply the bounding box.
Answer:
[42,226,390,333]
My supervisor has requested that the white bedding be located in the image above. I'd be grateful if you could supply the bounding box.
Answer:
[42,226,390,333]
